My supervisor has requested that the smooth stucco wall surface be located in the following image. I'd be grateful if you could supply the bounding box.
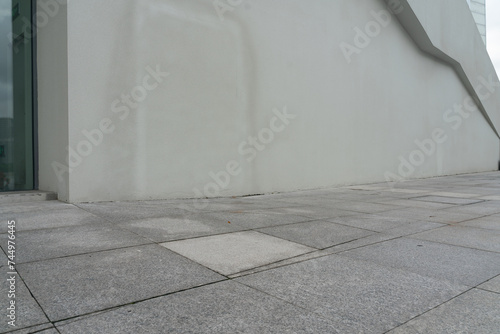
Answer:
[43,0,499,202]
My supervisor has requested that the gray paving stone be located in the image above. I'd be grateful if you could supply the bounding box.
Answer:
[441,201,500,215]
[411,195,484,205]
[76,202,191,223]
[7,323,56,334]
[0,201,74,215]
[0,207,105,233]
[459,214,500,230]
[0,273,49,333]
[374,198,456,209]
[411,225,500,253]
[17,244,224,321]
[257,220,374,249]
[341,238,500,286]
[56,280,347,334]
[387,289,500,334]
[327,201,402,214]
[237,254,467,333]
[329,214,421,232]
[381,207,482,224]
[0,225,152,264]
[478,275,500,293]
[253,205,359,220]
[161,231,315,275]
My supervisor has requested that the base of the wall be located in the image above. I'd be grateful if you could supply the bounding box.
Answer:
[0,191,58,204]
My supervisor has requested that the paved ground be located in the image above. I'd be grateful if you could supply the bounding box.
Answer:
[1,172,500,333]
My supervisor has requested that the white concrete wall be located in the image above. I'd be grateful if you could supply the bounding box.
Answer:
[40,0,500,202]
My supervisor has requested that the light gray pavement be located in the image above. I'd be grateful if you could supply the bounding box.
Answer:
[0,171,499,333]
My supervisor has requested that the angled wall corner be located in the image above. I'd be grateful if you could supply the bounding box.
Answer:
[386,0,500,139]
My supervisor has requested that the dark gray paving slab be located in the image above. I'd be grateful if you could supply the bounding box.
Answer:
[257,220,374,249]
[76,202,191,223]
[0,207,105,233]
[478,275,500,294]
[459,214,500,230]
[0,273,49,333]
[116,214,247,243]
[0,225,152,263]
[205,211,313,229]
[441,201,500,215]
[411,225,500,253]
[0,201,74,215]
[253,205,359,220]
[329,214,421,232]
[381,207,482,224]
[161,231,315,275]
[411,195,484,205]
[7,323,56,334]
[388,289,500,334]
[17,244,224,321]
[56,280,346,334]
[237,254,467,333]
[341,238,500,286]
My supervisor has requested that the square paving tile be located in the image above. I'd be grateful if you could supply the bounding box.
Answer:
[459,214,500,231]
[9,325,58,334]
[411,196,484,205]
[479,275,500,293]
[0,207,105,233]
[411,225,500,253]
[117,215,246,243]
[0,225,152,263]
[341,238,500,286]
[0,273,49,333]
[56,281,345,334]
[161,231,315,275]
[17,244,224,321]
[237,254,467,333]
[387,289,500,334]
[257,220,374,249]
[441,201,500,215]
[253,206,359,220]
[381,207,482,224]
[329,214,421,232]
[0,201,74,215]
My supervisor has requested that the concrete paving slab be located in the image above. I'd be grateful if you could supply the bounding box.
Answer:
[76,202,191,223]
[411,225,500,253]
[411,195,484,205]
[7,324,56,334]
[479,275,500,293]
[56,281,347,334]
[429,191,481,198]
[206,211,313,229]
[327,201,402,214]
[117,215,246,242]
[17,244,224,321]
[252,205,359,220]
[329,214,422,232]
[161,231,315,275]
[341,238,500,286]
[237,254,467,334]
[257,220,374,249]
[0,201,74,215]
[0,207,106,233]
[387,289,500,334]
[374,198,456,209]
[459,214,500,230]
[441,201,500,215]
[0,225,152,264]
[381,207,482,223]
[0,273,49,333]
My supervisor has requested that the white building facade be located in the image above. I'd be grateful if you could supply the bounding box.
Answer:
[1,0,499,202]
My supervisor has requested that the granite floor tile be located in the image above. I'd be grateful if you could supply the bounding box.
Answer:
[0,225,152,263]
[341,238,500,286]
[257,220,374,249]
[478,275,500,294]
[237,254,467,333]
[411,225,500,253]
[161,231,315,275]
[17,244,224,321]
[387,289,500,334]
[56,281,347,334]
